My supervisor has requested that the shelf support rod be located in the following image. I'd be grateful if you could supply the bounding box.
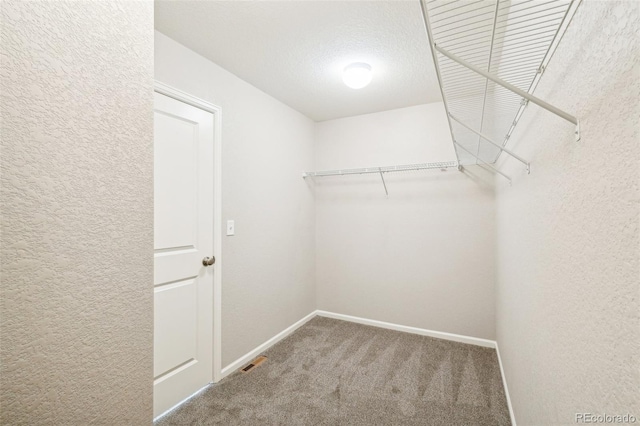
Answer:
[434,44,580,140]
[449,113,530,174]
[454,142,512,185]
[378,168,389,196]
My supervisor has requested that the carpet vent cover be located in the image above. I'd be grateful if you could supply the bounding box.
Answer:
[241,356,267,373]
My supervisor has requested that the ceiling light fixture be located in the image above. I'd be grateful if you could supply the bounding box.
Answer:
[342,62,373,89]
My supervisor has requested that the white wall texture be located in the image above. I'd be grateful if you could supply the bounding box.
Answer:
[155,31,316,368]
[2,2,636,423]
[315,104,497,340]
[495,1,640,424]
[1,1,154,424]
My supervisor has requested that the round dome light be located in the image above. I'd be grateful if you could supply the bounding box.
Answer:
[342,62,373,89]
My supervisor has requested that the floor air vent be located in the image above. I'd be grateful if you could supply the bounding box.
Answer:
[241,356,267,373]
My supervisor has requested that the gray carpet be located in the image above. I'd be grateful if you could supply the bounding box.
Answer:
[155,317,511,425]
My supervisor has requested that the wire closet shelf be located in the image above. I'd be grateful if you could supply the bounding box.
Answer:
[302,161,459,195]
[420,0,582,181]
[304,0,582,186]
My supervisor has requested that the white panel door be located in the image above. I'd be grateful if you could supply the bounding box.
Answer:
[153,92,214,418]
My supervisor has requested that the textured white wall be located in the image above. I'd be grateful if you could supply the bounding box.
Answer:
[1,1,154,424]
[315,104,497,340]
[495,1,640,424]
[155,31,316,368]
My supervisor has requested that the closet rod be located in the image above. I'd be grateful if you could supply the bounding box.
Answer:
[302,161,458,178]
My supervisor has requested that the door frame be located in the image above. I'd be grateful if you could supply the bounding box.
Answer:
[154,80,223,383]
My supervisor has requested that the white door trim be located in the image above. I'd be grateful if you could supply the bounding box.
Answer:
[154,80,223,383]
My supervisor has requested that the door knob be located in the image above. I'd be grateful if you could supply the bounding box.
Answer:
[202,256,215,266]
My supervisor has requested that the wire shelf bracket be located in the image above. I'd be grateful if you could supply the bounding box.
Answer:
[378,168,389,196]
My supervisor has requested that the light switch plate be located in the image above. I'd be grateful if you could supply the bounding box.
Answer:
[226,220,235,236]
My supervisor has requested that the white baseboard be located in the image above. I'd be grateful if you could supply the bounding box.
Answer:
[316,310,496,348]
[495,341,516,425]
[219,310,317,379]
